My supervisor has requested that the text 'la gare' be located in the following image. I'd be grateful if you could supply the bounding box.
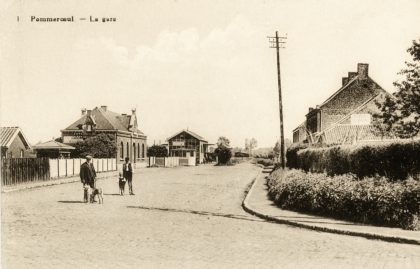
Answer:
[90,16,116,23]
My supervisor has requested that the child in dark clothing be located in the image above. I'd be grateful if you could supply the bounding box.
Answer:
[119,172,126,195]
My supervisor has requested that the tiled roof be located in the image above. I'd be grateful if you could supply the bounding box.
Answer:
[32,140,75,150]
[63,107,144,135]
[167,129,207,142]
[0,127,31,148]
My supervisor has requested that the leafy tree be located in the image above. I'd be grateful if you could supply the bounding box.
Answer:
[217,136,230,148]
[71,133,117,158]
[215,136,232,164]
[215,146,232,165]
[374,39,420,138]
[147,145,168,157]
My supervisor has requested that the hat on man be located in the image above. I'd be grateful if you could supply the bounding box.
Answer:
[85,155,93,160]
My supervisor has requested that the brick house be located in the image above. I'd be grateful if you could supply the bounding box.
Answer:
[292,63,391,145]
[61,106,147,164]
[0,127,32,158]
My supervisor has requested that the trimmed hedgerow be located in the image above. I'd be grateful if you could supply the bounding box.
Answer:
[267,169,420,230]
[285,143,308,169]
[256,158,274,167]
[287,140,420,181]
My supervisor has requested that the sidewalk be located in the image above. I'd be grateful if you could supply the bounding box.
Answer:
[243,169,420,245]
[1,170,118,193]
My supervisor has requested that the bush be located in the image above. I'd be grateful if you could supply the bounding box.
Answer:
[256,158,274,167]
[147,145,168,157]
[288,140,420,181]
[285,143,308,169]
[215,146,232,165]
[267,169,420,230]
[71,133,117,158]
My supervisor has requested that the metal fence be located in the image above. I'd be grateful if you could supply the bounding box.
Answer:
[1,158,117,186]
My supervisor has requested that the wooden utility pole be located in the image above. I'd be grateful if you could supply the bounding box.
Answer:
[268,31,287,169]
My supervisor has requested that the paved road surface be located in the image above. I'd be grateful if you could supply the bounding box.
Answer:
[2,163,420,268]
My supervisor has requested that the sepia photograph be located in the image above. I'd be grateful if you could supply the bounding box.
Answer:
[1,0,419,268]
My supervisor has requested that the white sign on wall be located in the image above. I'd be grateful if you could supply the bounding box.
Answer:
[172,141,185,146]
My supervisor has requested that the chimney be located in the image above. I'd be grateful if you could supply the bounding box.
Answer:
[342,77,349,86]
[131,108,136,114]
[86,110,92,117]
[81,108,87,116]
[101,105,107,111]
[309,107,314,112]
[348,72,357,81]
[357,63,369,80]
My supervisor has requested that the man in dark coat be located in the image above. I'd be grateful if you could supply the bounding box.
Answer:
[80,155,96,202]
[123,157,134,195]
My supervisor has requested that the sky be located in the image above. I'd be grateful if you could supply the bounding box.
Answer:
[1,0,419,148]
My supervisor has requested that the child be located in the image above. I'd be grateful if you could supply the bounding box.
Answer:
[119,172,126,195]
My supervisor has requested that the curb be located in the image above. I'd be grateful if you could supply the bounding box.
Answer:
[2,171,118,193]
[242,172,420,246]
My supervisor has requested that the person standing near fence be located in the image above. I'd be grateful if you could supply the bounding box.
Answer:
[123,157,134,195]
[80,155,97,202]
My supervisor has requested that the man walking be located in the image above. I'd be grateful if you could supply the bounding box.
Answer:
[123,157,134,195]
[80,155,96,202]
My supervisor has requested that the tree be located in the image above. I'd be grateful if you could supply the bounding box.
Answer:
[215,146,232,165]
[217,136,230,148]
[374,39,420,138]
[273,141,281,157]
[71,133,117,158]
[147,145,168,157]
[215,136,232,164]
[249,138,257,155]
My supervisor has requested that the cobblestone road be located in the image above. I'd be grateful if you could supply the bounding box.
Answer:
[2,163,420,269]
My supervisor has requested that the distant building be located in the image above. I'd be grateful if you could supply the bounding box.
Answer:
[61,106,147,163]
[32,140,75,158]
[0,127,32,158]
[292,63,391,145]
[167,129,212,164]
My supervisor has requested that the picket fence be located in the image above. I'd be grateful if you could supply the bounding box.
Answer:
[1,158,50,186]
[1,157,117,186]
[149,156,196,167]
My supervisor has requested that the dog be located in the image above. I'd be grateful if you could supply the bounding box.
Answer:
[118,173,126,195]
[90,188,104,204]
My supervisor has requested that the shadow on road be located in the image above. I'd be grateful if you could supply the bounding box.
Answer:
[127,205,268,223]
[58,201,86,204]
[103,193,122,196]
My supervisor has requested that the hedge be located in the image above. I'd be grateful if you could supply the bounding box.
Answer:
[286,140,420,181]
[256,158,274,167]
[267,169,420,230]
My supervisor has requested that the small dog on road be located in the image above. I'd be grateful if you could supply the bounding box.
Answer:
[90,188,104,204]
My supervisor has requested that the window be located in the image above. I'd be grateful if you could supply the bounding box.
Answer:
[142,144,145,158]
[126,142,129,158]
[133,143,136,160]
[120,142,124,159]
[137,144,140,158]
[20,149,24,158]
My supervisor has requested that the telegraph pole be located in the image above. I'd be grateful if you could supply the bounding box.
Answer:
[268,31,287,169]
